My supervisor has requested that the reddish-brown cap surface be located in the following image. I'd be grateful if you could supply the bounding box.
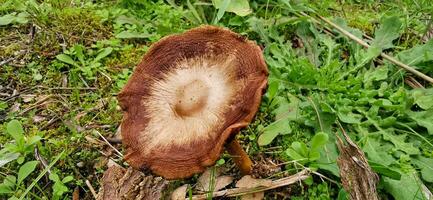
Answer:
[118,25,268,179]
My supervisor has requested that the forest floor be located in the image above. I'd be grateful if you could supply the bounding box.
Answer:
[1,0,433,199]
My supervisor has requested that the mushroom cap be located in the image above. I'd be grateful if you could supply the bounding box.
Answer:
[118,26,268,179]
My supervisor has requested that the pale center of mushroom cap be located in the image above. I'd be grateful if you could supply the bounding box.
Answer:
[174,79,209,116]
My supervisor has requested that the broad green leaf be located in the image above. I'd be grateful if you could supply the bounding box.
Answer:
[0,13,15,26]
[73,45,85,66]
[383,172,428,200]
[314,142,340,177]
[7,120,25,148]
[56,54,77,66]
[273,95,301,121]
[0,175,15,194]
[49,173,61,182]
[368,161,401,180]
[62,176,74,183]
[115,31,152,39]
[285,149,306,161]
[14,12,28,24]
[27,136,42,145]
[17,161,39,185]
[370,16,401,50]
[397,39,433,66]
[94,47,113,63]
[0,184,13,194]
[4,175,16,188]
[310,132,329,150]
[0,152,20,167]
[257,119,291,146]
[308,151,321,161]
[411,88,433,110]
[408,110,433,135]
[381,130,419,155]
[337,188,348,200]
[412,156,433,182]
[291,141,308,157]
[0,12,27,26]
[362,137,394,166]
[212,0,251,17]
[266,80,279,100]
[213,0,230,24]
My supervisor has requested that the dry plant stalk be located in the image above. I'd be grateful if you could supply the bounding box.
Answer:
[336,124,379,200]
[313,13,433,84]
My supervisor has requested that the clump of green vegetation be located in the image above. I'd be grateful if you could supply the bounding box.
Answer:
[1,0,433,199]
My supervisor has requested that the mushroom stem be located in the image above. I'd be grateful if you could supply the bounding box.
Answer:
[226,138,253,175]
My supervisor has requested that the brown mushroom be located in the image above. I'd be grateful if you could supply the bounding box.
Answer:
[118,25,268,179]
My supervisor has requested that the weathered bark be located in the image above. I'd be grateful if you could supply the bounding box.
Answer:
[96,166,168,200]
[336,129,379,200]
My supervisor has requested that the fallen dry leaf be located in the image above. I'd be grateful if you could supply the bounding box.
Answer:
[236,175,272,188]
[171,184,188,200]
[21,94,36,103]
[197,168,234,192]
[32,115,46,123]
[236,175,272,200]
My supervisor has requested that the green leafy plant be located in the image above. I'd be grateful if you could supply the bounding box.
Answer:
[49,173,73,200]
[55,44,113,80]
[1,120,41,166]
[0,12,28,26]
[285,132,329,164]
[0,160,39,197]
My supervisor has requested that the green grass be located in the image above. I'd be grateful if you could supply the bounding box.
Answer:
[1,0,433,199]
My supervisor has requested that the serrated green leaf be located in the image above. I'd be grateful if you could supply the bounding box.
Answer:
[381,130,420,155]
[337,108,363,124]
[371,16,401,50]
[408,110,433,135]
[411,88,433,110]
[397,39,433,66]
[412,156,433,182]
[17,161,39,185]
